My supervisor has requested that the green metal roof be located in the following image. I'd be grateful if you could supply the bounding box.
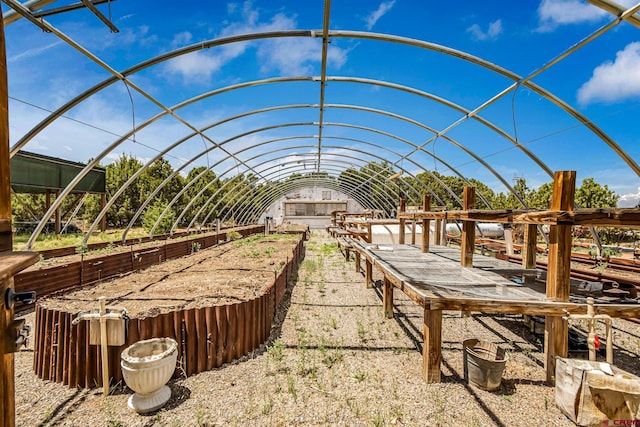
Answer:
[10,151,105,194]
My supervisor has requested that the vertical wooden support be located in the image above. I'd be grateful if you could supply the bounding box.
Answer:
[54,190,61,234]
[398,199,406,244]
[100,194,106,232]
[365,260,373,289]
[460,187,476,267]
[522,224,538,269]
[411,220,416,245]
[99,298,109,396]
[545,171,575,384]
[421,195,431,253]
[0,15,14,426]
[366,222,372,244]
[354,252,361,273]
[434,218,441,245]
[422,307,442,383]
[504,226,514,256]
[383,277,393,318]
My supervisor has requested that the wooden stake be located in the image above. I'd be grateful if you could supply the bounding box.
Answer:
[461,187,476,267]
[398,199,406,244]
[99,297,109,397]
[522,224,538,269]
[383,277,394,319]
[421,195,431,253]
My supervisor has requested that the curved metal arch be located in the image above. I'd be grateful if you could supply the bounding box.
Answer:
[329,30,640,176]
[19,28,635,248]
[223,163,404,225]
[15,28,636,179]
[234,176,376,225]
[232,170,399,225]
[195,143,441,232]
[188,152,422,232]
[10,31,315,156]
[26,69,545,249]
[161,126,442,236]
[230,170,379,225]
[91,98,496,245]
[187,140,448,233]
[325,76,553,179]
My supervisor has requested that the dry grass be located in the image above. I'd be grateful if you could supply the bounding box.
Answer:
[14,230,640,426]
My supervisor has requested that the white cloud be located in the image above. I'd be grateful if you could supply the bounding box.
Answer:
[171,31,193,48]
[537,0,639,31]
[164,2,349,82]
[466,19,503,41]
[364,1,396,30]
[577,42,640,105]
[257,38,348,75]
[7,41,63,63]
[619,186,640,207]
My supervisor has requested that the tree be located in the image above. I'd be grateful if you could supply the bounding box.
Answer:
[575,177,618,208]
[142,201,175,234]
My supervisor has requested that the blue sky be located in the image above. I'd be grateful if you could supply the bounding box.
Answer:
[3,0,640,206]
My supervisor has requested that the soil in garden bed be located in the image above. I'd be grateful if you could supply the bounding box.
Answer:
[38,233,301,317]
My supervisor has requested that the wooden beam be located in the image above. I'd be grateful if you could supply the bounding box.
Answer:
[461,187,476,267]
[421,195,431,253]
[545,171,575,384]
[422,307,442,383]
[398,199,406,244]
[383,277,394,318]
[522,224,538,269]
[365,259,373,289]
[398,207,640,227]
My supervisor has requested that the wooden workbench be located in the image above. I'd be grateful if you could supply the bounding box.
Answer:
[349,241,640,383]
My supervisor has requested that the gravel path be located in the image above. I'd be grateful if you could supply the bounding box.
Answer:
[14,230,640,426]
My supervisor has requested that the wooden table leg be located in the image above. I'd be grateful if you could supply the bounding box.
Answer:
[355,252,361,273]
[383,277,393,318]
[422,307,442,383]
[365,260,373,289]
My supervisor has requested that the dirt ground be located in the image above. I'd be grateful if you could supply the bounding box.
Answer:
[13,230,640,426]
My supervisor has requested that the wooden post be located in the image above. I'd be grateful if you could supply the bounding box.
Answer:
[100,193,106,232]
[461,187,476,267]
[383,277,393,318]
[545,171,575,384]
[54,190,61,234]
[522,224,538,269]
[421,195,431,253]
[398,199,406,244]
[504,226,514,256]
[355,252,361,273]
[411,220,416,244]
[99,297,109,396]
[1,15,14,426]
[366,222,372,244]
[422,307,442,383]
[434,218,441,245]
[365,260,373,289]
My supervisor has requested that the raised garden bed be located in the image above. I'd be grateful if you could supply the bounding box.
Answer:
[32,232,305,388]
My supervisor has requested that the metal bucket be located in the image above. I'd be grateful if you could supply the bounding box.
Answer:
[463,339,508,391]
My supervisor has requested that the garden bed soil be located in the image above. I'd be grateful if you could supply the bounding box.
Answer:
[38,233,301,318]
